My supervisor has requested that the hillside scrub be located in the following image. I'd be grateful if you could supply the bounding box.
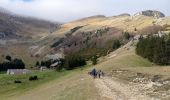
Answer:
[123,32,131,40]
[51,27,132,69]
[63,54,86,70]
[5,55,12,61]
[91,55,98,65]
[70,26,84,33]
[136,34,170,65]
[112,39,121,50]
[139,25,164,34]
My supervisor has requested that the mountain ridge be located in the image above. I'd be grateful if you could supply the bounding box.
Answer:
[0,8,169,67]
[0,7,60,40]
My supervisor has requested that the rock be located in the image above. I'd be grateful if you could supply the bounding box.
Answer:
[134,10,165,18]
[163,81,170,85]
[151,75,162,82]
[153,81,163,87]
[136,72,145,78]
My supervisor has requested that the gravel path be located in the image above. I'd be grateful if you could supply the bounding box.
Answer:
[95,77,155,100]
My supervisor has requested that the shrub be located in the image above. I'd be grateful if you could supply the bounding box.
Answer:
[6,55,12,61]
[29,76,38,81]
[91,55,98,65]
[70,26,83,33]
[123,32,131,40]
[35,61,40,67]
[112,39,121,50]
[51,38,64,47]
[134,27,137,31]
[14,80,22,83]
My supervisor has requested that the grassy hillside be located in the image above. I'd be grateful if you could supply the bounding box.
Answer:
[96,42,170,76]
[1,40,169,100]
[0,10,170,99]
[0,66,99,100]
[52,15,170,37]
[1,12,170,68]
[0,70,69,99]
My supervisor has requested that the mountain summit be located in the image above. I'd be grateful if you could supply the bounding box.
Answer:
[134,10,165,18]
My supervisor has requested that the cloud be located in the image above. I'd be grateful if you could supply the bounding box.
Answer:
[0,0,104,22]
[11,0,34,2]
[0,0,169,22]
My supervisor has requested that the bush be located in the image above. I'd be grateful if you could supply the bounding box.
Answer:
[134,27,137,31]
[112,39,121,50]
[35,61,40,67]
[6,55,12,61]
[70,26,83,33]
[51,38,64,47]
[123,32,131,40]
[91,55,98,65]
[29,76,38,81]
[14,80,22,83]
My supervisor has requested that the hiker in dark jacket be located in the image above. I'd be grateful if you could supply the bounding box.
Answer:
[91,68,97,78]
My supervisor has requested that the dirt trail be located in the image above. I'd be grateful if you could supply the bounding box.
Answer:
[95,77,155,100]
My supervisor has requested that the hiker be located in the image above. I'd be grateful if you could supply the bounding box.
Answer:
[102,71,104,77]
[98,70,102,78]
[91,68,97,79]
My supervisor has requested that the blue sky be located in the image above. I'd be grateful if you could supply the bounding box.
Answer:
[0,0,169,22]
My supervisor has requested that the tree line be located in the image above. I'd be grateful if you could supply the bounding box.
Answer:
[35,54,87,71]
[0,56,25,71]
[136,34,170,65]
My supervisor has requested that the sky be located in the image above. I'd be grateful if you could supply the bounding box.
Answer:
[0,0,169,22]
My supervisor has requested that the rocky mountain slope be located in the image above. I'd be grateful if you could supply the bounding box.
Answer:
[0,9,170,66]
[0,7,60,40]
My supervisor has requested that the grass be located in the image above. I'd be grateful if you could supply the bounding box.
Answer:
[0,63,93,99]
[95,46,156,73]
[0,70,69,98]
[0,64,99,100]
[115,53,153,67]
[0,44,169,100]
[0,71,6,74]
[49,49,159,100]
[49,70,98,100]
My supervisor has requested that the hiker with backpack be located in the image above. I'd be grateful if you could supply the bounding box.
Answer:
[91,68,97,79]
[98,70,102,78]
[89,68,105,79]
